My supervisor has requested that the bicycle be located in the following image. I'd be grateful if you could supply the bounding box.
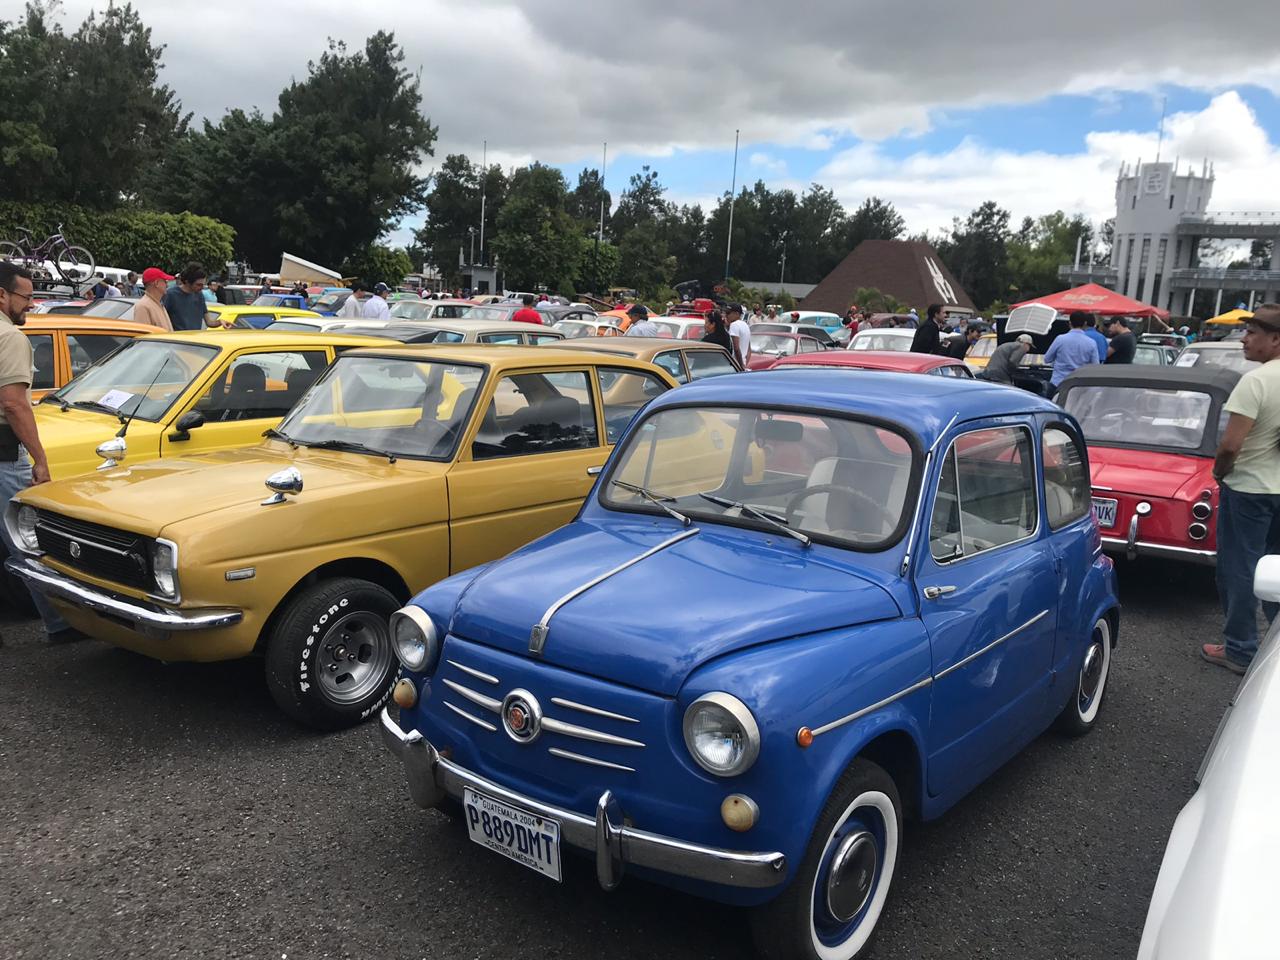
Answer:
[0,224,96,287]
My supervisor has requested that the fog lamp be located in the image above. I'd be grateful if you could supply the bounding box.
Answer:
[392,678,418,709]
[720,794,759,832]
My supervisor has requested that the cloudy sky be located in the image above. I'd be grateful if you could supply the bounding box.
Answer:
[49,0,1280,246]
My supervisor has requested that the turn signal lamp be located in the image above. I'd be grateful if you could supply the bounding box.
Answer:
[392,678,418,709]
[720,794,759,832]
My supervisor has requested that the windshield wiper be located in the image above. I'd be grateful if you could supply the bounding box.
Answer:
[261,427,298,448]
[698,492,811,546]
[611,479,690,526]
[70,400,126,422]
[40,394,69,411]
[297,438,397,463]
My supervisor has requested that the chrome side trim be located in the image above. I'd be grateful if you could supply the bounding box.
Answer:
[550,747,636,773]
[5,557,241,632]
[934,609,1050,681]
[529,527,700,654]
[810,676,934,738]
[543,715,645,749]
[441,678,501,713]
[446,659,499,685]
[550,697,639,724]
[442,700,497,732]
[1092,484,1114,492]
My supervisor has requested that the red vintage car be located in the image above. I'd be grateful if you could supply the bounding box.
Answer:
[770,349,975,378]
[1057,365,1240,565]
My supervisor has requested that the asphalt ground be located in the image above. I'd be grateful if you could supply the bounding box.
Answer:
[0,557,1241,960]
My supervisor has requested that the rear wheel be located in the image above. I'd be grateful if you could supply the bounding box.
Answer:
[1056,616,1112,736]
[56,245,94,285]
[751,758,901,960]
[0,241,25,263]
[265,577,400,730]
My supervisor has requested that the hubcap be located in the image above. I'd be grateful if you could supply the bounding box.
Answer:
[1080,643,1103,701]
[826,830,878,923]
[315,612,392,705]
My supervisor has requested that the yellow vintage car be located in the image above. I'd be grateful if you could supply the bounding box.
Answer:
[204,304,322,329]
[7,345,679,729]
[33,329,385,479]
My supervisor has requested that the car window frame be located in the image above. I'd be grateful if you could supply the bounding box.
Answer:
[1041,420,1092,531]
[652,349,689,383]
[927,421,1042,566]
[465,365,605,462]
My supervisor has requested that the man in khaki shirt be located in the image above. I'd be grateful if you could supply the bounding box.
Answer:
[1202,304,1280,674]
[132,267,174,331]
[0,262,80,642]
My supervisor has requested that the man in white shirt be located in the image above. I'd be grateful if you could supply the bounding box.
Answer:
[362,282,391,320]
[337,283,365,319]
[726,304,752,368]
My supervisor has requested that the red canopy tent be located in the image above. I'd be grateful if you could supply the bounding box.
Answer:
[1013,283,1169,320]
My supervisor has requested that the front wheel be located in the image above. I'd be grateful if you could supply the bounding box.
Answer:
[57,245,95,285]
[1055,615,1112,736]
[0,241,26,263]
[265,577,401,730]
[751,758,901,960]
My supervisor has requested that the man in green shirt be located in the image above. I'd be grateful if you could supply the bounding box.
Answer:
[1203,304,1280,673]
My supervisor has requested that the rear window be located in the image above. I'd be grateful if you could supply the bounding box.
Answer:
[1063,385,1213,450]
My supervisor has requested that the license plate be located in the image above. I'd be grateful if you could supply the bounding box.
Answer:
[463,788,562,882]
[1092,497,1118,529]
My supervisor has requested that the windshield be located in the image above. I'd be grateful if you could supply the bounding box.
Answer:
[459,305,514,321]
[649,321,679,338]
[851,332,911,351]
[555,321,593,338]
[54,339,218,421]
[604,406,917,549]
[1063,385,1214,450]
[274,355,485,460]
[1178,346,1259,374]
[313,292,349,311]
[253,295,290,307]
[751,334,797,355]
[968,337,996,358]
[266,320,320,332]
[84,299,135,320]
[389,301,434,320]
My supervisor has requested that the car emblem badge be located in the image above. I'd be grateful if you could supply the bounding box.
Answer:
[69,541,81,559]
[501,689,542,744]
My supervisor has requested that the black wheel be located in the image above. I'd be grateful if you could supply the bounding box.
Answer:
[750,758,902,960]
[56,245,95,285]
[1055,616,1112,737]
[0,241,25,263]
[265,577,401,731]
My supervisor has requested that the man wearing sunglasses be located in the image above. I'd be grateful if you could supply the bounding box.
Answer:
[0,261,81,643]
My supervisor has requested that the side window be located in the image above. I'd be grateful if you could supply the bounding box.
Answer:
[596,367,668,443]
[687,350,737,379]
[479,332,522,344]
[472,370,598,459]
[529,334,563,345]
[67,333,129,377]
[929,426,1037,562]
[1042,425,1091,529]
[28,334,55,390]
[799,339,817,353]
[234,313,272,329]
[652,350,687,383]
[197,350,328,421]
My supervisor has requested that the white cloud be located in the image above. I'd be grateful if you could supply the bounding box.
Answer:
[816,92,1280,235]
[748,152,787,175]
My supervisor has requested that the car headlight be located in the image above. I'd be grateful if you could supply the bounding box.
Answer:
[391,605,440,674]
[14,504,40,552]
[683,692,760,777]
[150,538,179,600]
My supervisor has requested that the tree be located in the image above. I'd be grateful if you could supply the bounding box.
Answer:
[340,245,413,287]
[0,2,185,208]
[414,154,507,286]
[611,166,668,237]
[843,197,906,252]
[568,168,610,234]
[1006,211,1093,300]
[936,201,1012,310]
[618,220,674,299]
[851,286,909,314]
[489,164,581,292]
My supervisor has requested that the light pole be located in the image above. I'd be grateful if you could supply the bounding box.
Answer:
[479,140,487,265]
[468,227,476,267]
[723,129,740,286]
[778,230,788,294]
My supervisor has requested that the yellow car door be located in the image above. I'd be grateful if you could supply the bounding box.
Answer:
[446,366,610,573]
[158,346,333,458]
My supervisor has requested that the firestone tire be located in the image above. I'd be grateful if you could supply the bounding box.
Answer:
[750,757,902,960]
[265,577,401,731]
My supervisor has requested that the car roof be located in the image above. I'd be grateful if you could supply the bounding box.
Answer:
[854,326,914,335]
[751,330,815,340]
[145,330,386,349]
[774,350,960,372]
[19,316,157,334]
[554,336,716,358]
[1185,341,1242,350]
[1058,362,1241,395]
[339,342,676,373]
[411,318,558,334]
[649,368,1058,445]
[211,304,319,316]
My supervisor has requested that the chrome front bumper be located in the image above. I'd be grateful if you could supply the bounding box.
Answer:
[378,707,787,891]
[5,557,243,631]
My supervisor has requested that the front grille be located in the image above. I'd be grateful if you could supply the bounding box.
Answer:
[35,510,153,591]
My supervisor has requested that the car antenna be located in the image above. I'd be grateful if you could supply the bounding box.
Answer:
[115,352,174,440]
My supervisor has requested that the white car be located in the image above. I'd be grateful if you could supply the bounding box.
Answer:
[1137,555,1280,960]
[1174,341,1260,375]
[849,327,916,351]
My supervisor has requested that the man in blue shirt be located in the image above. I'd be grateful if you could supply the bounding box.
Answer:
[1044,311,1102,397]
[1082,312,1108,363]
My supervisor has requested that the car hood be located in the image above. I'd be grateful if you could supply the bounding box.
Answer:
[18,442,448,537]
[35,404,145,479]
[449,518,902,696]
[1088,446,1211,499]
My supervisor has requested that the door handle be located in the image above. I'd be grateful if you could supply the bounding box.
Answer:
[923,585,956,600]
[587,465,603,476]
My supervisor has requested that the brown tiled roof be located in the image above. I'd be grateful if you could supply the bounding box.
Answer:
[800,240,975,314]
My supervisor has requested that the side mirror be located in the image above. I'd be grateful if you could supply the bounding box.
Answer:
[262,466,303,506]
[1256,555,1280,603]
[168,410,205,442]
[95,436,127,471]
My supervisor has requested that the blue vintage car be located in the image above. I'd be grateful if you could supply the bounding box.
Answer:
[379,370,1120,960]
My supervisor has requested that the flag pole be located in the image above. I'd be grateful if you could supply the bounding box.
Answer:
[723,129,740,286]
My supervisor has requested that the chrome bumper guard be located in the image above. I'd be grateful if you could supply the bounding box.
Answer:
[5,557,243,631]
[378,707,787,891]
[1099,536,1216,566]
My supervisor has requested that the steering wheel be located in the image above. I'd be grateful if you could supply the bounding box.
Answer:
[785,484,897,531]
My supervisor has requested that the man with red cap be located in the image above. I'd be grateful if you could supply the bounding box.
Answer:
[133,267,174,331]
